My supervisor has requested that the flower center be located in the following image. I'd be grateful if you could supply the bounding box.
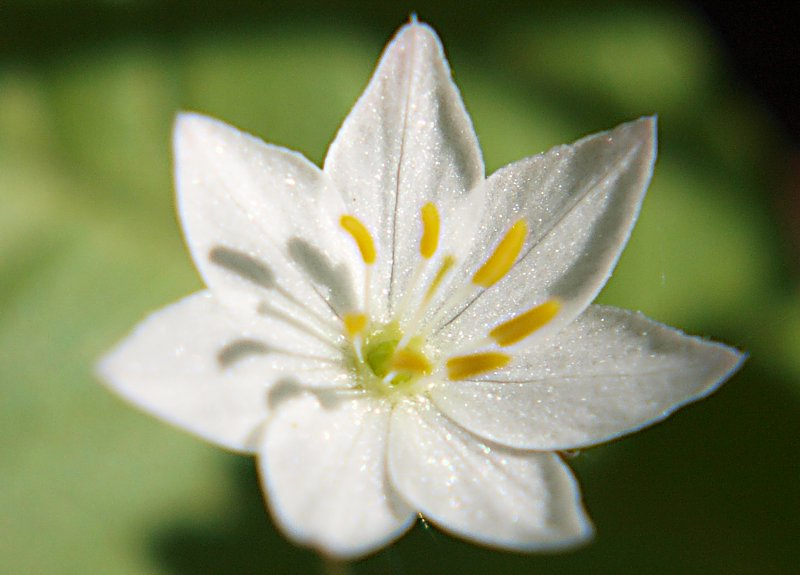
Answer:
[343,317,432,396]
[339,202,562,396]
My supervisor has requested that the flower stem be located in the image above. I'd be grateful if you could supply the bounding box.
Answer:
[321,556,351,575]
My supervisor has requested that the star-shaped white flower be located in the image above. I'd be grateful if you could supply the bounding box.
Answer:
[99,21,744,559]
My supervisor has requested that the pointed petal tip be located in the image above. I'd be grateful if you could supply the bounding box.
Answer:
[616,115,657,151]
[173,111,225,145]
[94,353,116,396]
[174,110,207,132]
[534,518,595,553]
[637,114,658,146]
[604,115,658,189]
[173,112,210,156]
[397,13,429,31]
[697,340,748,399]
[94,329,137,396]
[666,325,747,404]
[390,16,442,50]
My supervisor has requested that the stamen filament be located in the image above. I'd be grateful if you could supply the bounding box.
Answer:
[399,254,457,348]
[257,300,342,351]
[273,285,342,336]
[423,282,477,339]
[447,352,511,380]
[490,299,561,346]
[352,335,364,363]
[363,265,372,318]
[472,219,527,288]
[396,259,425,321]
[424,255,456,303]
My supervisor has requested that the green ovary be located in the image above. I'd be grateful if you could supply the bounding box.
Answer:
[366,339,398,377]
[353,322,430,392]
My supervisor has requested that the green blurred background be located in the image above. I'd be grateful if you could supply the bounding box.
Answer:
[2,1,798,573]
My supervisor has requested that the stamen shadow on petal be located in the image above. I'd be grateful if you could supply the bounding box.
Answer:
[257,300,341,349]
[287,237,356,314]
[209,246,275,289]
[312,387,355,410]
[267,377,352,411]
[267,377,306,409]
[217,339,271,368]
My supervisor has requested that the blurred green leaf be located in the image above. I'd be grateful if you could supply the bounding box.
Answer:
[1,4,797,575]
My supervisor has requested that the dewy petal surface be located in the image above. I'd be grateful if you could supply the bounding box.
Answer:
[175,113,363,332]
[431,305,745,450]
[97,19,748,561]
[389,398,593,550]
[259,393,414,559]
[99,292,347,453]
[433,119,656,348]
[324,22,484,320]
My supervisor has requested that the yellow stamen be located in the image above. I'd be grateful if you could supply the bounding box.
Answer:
[420,202,440,259]
[340,215,376,264]
[391,348,432,374]
[446,352,510,381]
[472,219,527,288]
[424,255,456,302]
[490,299,561,346]
[343,313,367,337]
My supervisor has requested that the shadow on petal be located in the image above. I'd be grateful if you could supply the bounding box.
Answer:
[217,339,271,368]
[287,237,356,314]
[209,246,276,290]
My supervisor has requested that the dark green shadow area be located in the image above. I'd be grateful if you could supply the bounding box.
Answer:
[3,1,798,573]
[150,361,799,575]
[150,460,319,575]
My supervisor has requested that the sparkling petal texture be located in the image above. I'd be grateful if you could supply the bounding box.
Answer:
[431,305,745,450]
[99,292,350,453]
[431,118,657,349]
[389,398,593,549]
[324,22,484,321]
[97,20,745,560]
[176,113,363,329]
[260,393,414,558]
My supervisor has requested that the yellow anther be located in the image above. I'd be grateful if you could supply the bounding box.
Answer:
[472,219,527,288]
[420,202,440,259]
[340,215,376,264]
[343,313,367,337]
[391,348,432,375]
[446,352,510,381]
[424,255,456,302]
[490,299,561,347]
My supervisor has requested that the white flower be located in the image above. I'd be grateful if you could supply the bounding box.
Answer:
[98,21,744,559]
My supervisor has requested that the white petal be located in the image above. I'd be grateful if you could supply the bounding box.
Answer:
[431,305,745,450]
[259,393,414,558]
[175,113,362,335]
[388,398,593,550]
[98,292,348,453]
[433,118,656,348]
[324,22,484,321]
